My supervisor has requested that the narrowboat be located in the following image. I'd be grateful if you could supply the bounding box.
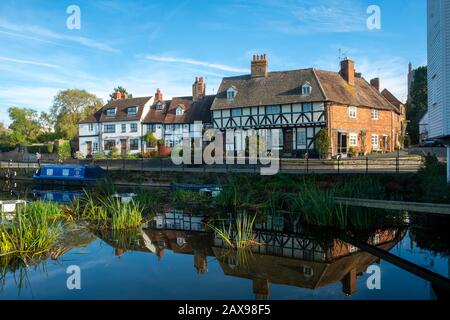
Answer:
[33,164,107,186]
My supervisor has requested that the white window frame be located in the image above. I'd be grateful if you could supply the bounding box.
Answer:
[371,109,379,120]
[88,123,94,131]
[128,106,137,115]
[121,124,126,133]
[349,133,358,147]
[104,124,116,133]
[227,87,237,100]
[348,106,357,118]
[371,134,379,149]
[156,102,163,110]
[106,108,116,117]
[93,142,99,152]
[176,106,184,116]
[130,123,138,133]
[302,83,312,95]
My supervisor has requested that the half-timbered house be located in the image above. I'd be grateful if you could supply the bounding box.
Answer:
[211,54,405,158]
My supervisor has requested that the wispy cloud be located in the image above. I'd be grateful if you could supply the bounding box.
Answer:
[255,0,368,34]
[0,19,119,53]
[0,56,60,69]
[144,54,248,73]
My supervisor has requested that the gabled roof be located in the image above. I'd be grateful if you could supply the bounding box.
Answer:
[143,100,171,123]
[314,70,398,112]
[163,95,215,124]
[381,88,404,112]
[211,69,325,110]
[80,96,152,123]
[211,68,401,114]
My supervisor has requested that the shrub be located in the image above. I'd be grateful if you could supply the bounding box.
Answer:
[315,128,330,159]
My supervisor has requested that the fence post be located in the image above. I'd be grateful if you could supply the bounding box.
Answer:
[141,157,144,170]
[107,159,109,172]
[306,157,309,173]
[337,157,340,173]
[396,156,399,173]
[366,157,369,174]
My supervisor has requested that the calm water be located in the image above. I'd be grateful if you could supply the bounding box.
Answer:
[0,182,449,300]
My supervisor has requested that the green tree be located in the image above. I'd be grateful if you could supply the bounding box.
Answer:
[315,128,330,159]
[50,89,103,140]
[109,86,132,101]
[406,66,428,145]
[7,107,42,145]
[57,140,71,161]
[145,132,158,148]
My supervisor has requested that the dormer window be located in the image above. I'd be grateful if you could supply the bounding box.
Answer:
[302,82,312,95]
[176,105,184,116]
[156,102,163,110]
[227,86,237,100]
[127,106,137,115]
[106,108,116,117]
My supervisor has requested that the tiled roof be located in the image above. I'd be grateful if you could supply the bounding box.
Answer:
[211,68,401,113]
[314,70,398,112]
[211,69,326,110]
[147,95,214,124]
[381,88,403,112]
[143,100,171,123]
[80,96,152,123]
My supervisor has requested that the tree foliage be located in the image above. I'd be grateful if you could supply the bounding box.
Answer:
[50,89,103,140]
[7,107,42,145]
[406,66,428,144]
[109,86,132,101]
[315,128,330,158]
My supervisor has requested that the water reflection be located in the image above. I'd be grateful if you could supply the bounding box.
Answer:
[0,183,449,300]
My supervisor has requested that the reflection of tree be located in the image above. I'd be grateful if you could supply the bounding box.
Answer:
[408,214,450,256]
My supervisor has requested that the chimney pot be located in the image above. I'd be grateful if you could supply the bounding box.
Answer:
[370,78,380,91]
[193,76,206,101]
[251,53,268,78]
[340,58,355,86]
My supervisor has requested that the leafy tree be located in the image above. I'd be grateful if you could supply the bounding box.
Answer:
[315,128,330,159]
[145,132,158,148]
[109,86,132,101]
[406,66,428,144]
[57,140,71,161]
[7,107,42,145]
[50,89,103,140]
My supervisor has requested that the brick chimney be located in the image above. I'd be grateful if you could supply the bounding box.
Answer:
[370,78,380,91]
[115,90,122,100]
[155,88,163,102]
[192,77,205,101]
[340,58,355,86]
[251,54,268,78]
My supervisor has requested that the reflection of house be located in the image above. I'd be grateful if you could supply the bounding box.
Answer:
[150,208,207,232]
[213,227,405,298]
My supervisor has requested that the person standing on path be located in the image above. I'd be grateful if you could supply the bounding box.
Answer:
[36,152,41,167]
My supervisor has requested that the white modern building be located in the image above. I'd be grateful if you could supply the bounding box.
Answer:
[427,0,450,181]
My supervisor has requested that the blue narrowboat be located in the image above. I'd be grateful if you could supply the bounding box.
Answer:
[33,165,107,186]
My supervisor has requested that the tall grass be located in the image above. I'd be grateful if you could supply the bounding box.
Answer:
[99,198,143,230]
[0,201,61,257]
[206,213,258,249]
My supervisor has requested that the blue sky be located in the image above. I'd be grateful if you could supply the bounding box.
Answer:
[0,0,427,125]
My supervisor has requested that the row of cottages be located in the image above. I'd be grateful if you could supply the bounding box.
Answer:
[78,77,213,156]
[79,55,405,158]
[211,55,406,158]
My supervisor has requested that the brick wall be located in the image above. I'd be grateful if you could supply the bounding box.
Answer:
[327,102,404,156]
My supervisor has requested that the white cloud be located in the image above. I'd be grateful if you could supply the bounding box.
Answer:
[0,56,60,69]
[0,18,119,53]
[144,54,248,73]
